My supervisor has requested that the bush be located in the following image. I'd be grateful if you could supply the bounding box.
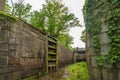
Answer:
[66,62,89,80]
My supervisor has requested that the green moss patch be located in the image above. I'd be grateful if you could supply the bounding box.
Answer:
[0,11,18,22]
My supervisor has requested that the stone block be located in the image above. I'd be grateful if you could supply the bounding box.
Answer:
[102,68,119,80]
[99,32,110,45]
[10,24,18,32]
[100,45,109,55]
[0,51,12,57]
[0,35,8,43]
[0,75,5,80]
[92,67,101,80]
[8,56,20,65]
[1,25,11,31]
[91,56,97,67]
[0,43,9,50]
[118,70,120,80]
[9,44,17,51]
[101,22,109,32]
[89,47,95,55]
[115,63,120,69]
[0,30,9,37]
[0,57,8,65]
[11,71,21,80]
[21,52,29,57]
[86,36,93,49]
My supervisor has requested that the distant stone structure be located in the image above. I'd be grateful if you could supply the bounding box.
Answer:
[73,48,86,62]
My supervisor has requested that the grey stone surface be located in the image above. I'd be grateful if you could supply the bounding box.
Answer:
[100,45,109,55]
[0,57,8,65]
[0,16,73,79]
[58,45,73,66]
[101,23,109,32]
[86,1,120,80]
[99,32,110,45]
[91,56,97,67]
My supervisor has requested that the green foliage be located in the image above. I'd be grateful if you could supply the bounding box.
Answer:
[30,0,80,48]
[30,10,46,31]
[30,0,80,37]
[107,7,120,64]
[83,0,120,67]
[0,11,17,22]
[107,0,120,4]
[5,0,11,13]
[11,3,32,21]
[58,34,73,49]
[65,62,89,80]
[81,29,86,43]
[95,55,108,67]
[7,0,32,21]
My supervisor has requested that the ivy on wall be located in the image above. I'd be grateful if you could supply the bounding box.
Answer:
[107,7,120,64]
[83,0,120,67]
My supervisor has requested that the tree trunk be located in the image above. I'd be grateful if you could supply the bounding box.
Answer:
[0,0,6,11]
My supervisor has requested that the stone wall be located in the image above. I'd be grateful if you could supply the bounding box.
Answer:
[58,45,73,67]
[0,17,47,79]
[84,0,120,80]
[0,14,73,79]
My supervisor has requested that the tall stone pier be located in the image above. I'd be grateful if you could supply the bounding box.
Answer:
[83,0,120,80]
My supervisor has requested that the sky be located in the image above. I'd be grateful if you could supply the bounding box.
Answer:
[10,0,85,48]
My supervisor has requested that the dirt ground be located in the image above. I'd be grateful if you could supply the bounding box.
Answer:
[38,67,70,80]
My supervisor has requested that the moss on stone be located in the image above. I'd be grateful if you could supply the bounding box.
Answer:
[0,11,18,22]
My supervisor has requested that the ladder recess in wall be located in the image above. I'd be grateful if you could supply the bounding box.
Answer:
[46,35,58,73]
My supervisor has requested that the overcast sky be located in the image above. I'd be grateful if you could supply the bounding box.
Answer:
[10,0,85,48]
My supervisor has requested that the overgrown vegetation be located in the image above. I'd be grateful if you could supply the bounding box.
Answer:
[65,62,89,80]
[0,11,17,22]
[6,0,32,21]
[30,0,80,49]
[3,0,80,49]
[83,0,120,67]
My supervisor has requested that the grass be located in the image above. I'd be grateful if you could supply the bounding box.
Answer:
[65,62,89,80]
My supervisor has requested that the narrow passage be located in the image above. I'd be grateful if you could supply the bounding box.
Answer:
[37,62,89,80]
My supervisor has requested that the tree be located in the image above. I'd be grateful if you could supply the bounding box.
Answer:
[30,0,80,38]
[0,0,6,11]
[9,0,32,21]
[5,0,11,13]
[30,10,46,31]
[58,33,73,49]
[30,0,80,48]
